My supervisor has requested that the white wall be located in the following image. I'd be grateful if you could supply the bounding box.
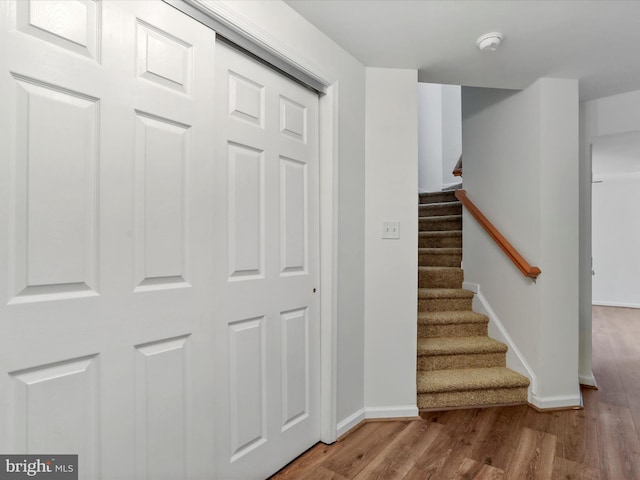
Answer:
[580,88,640,385]
[418,84,443,193]
[592,173,640,307]
[462,79,581,408]
[364,68,418,416]
[441,84,462,187]
[217,0,367,430]
[417,83,461,192]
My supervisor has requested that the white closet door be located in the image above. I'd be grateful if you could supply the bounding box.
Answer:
[213,41,321,479]
[0,2,216,478]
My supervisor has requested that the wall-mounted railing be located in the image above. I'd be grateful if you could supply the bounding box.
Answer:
[454,190,541,280]
[452,155,462,177]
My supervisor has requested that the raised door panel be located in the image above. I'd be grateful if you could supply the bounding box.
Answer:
[135,336,189,480]
[134,112,190,292]
[136,20,192,95]
[227,143,265,280]
[9,356,99,477]
[228,72,264,127]
[280,157,308,276]
[279,96,306,143]
[228,317,267,462]
[16,0,100,61]
[281,308,309,431]
[10,76,98,303]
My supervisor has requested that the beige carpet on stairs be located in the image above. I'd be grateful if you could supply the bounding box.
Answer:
[417,190,530,410]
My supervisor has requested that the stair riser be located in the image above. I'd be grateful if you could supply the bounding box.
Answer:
[419,253,461,267]
[419,204,462,217]
[419,192,457,204]
[419,269,463,288]
[419,235,462,248]
[417,353,506,371]
[419,297,472,312]
[417,387,528,410]
[418,323,487,338]
[419,217,462,232]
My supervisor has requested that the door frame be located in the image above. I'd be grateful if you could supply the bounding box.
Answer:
[165,0,340,443]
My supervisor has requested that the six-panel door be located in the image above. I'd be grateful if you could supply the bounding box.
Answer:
[0,1,218,478]
[212,42,320,480]
[0,1,321,479]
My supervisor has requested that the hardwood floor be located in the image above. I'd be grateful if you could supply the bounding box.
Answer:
[271,306,640,480]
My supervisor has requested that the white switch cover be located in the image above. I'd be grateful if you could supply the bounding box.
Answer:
[382,221,400,239]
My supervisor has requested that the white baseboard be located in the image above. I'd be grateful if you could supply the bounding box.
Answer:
[592,300,640,309]
[579,371,598,388]
[529,393,582,410]
[364,405,419,420]
[442,181,463,190]
[336,405,419,439]
[336,408,365,438]
[463,281,538,396]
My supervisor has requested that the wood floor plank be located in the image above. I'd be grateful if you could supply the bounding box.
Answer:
[591,308,629,407]
[552,457,600,480]
[597,400,640,480]
[473,463,505,480]
[477,405,529,470]
[302,466,349,480]
[556,408,587,462]
[319,421,410,478]
[504,427,556,480]
[351,420,444,480]
[435,407,500,479]
[269,443,341,479]
[403,428,455,480]
[450,457,504,480]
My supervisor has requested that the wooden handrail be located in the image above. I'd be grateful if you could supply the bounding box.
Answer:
[452,155,462,177]
[454,190,541,280]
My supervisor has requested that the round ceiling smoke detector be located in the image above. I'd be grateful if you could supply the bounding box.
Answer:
[477,32,503,52]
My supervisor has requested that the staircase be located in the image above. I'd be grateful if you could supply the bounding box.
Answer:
[417,191,530,410]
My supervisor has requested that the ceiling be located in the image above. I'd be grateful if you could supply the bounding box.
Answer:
[284,0,640,101]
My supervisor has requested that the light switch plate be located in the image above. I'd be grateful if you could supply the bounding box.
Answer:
[382,221,400,239]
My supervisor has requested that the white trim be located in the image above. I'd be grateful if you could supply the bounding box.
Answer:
[175,0,332,92]
[337,405,420,439]
[466,282,583,410]
[579,372,598,388]
[592,170,640,184]
[442,180,463,190]
[336,408,365,438]
[529,393,583,410]
[462,281,479,294]
[319,84,340,443]
[464,281,539,396]
[364,405,420,420]
[592,300,640,309]
[169,0,340,445]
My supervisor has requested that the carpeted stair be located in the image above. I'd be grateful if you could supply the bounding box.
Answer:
[417,191,530,410]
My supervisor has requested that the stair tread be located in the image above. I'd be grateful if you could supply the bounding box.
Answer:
[418,288,474,299]
[417,336,507,356]
[418,248,462,255]
[417,367,530,394]
[418,310,488,325]
[420,230,462,235]
[418,266,463,271]
[419,191,458,204]
[419,214,462,221]
[420,201,461,208]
